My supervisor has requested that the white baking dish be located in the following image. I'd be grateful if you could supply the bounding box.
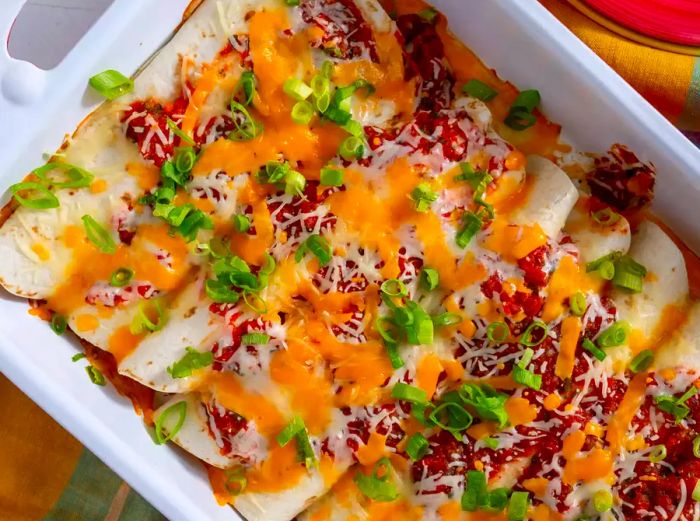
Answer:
[1,1,699,520]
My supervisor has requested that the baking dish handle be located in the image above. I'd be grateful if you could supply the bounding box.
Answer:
[0,0,49,109]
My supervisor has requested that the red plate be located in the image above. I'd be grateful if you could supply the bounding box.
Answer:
[581,0,700,46]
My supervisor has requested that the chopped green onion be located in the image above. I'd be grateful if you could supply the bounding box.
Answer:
[411,183,438,212]
[166,118,195,145]
[324,106,352,125]
[82,215,117,254]
[296,427,317,468]
[224,468,247,496]
[385,341,404,369]
[291,100,315,125]
[592,490,612,513]
[10,181,59,209]
[343,119,364,137]
[432,312,461,327]
[50,314,67,335]
[354,458,398,502]
[243,291,268,314]
[86,365,106,386]
[486,488,510,512]
[232,214,251,233]
[630,349,654,373]
[167,347,213,378]
[229,100,263,141]
[456,211,483,248]
[236,70,257,106]
[459,383,509,427]
[205,279,240,304]
[693,481,700,502]
[461,470,487,511]
[72,353,86,362]
[375,316,399,344]
[569,291,586,316]
[283,78,313,101]
[649,444,667,462]
[320,167,344,186]
[406,433,429,461]
[591,207,621,227]
[418,7,438,23]
[597,260,616,280]
[462,79,498,102]
[507,491,530,521]
[174,147,197,174]
[655,386,697,422]
[321,61,334,79]
[487,322,509,343]
[404,301,434,345]
[130,300,167,334]
[110,267,134,287]
[429,402,473,439]
[88,69,133,100]
[612,255,647,293]
[339,136,364,160]
[420,267,439,291]
[277,416,305,446]
[596,321,629,348]
[505,89,541,132]
[391,382,428,404]
[513,365,542,391]
[32,163,94,189]
[296,234,332,266]
[154,400,187,445]
[519,320,548,347]
[483,437,500,450]
[381,278,408,298]
[284,170,307,196]
[582,338,607,361]
[285,0,300,5]
[693,435,700,458]
[242,332,270,345]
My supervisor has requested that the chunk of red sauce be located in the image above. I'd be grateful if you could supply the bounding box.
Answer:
[122,97,189,166]
[205,400,249,456]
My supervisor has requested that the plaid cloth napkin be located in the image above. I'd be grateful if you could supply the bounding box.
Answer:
[1,2,699,520]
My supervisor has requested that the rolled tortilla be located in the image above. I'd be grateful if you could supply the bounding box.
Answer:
[655,302,700,372]
[565,197,631,264]
[118,276,225,393]
[512,156,579,239]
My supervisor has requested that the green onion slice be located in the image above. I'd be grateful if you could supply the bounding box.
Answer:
[391,382,428,404]
[86,365,106,386]
[381,278,408,298]
[32,163,94,189]
[296,234,332,266]
[338,136,364,161]
[277,416,305,447]
[243,291,268,314]
[174,147,197,175]
[242,332,270,345]
[154,400,187,445]
[51,314,67,335]
[429,402,473,439]
[166,118,196,146]
[519,320,548,346]
[320,167,344,187]
[432,312,461,327]
[385,341,404,369]
[82,215,117,254]
[411,183,438,212]
[354,457,399,502]
[693,481,700,502]
[205,279,240,304]
[487,321,509,343]
[592,490,612,513]
[582,338,607,361]
[167,346,213,378]
[612,255,647,293]
[420,267,439,291]
[130,300,167,335]
[692,435,700,458]
[224,468,247,496]
[284,170,307,196]
[630,349,654,373]
[406,433,429,461]
[459,383,509,427]
[456,211,483,248]
[72,353,86,362]
[649,444,667,462]
[232,214,251,233]
[591,207,621,227]
[462,79,498,102]
[88,69,134,100]
[283,78,313,101]
[569,291,586,316]
[418,7,438,22]
[596,321,629,348]
[110,267,134,287]
[486,488,510,513]
[507,491,530,521]
[10,182,60,209]
[461,470,487,512]
[229,100,263,141]
[235,70,257,106]
[291,100,315,125]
